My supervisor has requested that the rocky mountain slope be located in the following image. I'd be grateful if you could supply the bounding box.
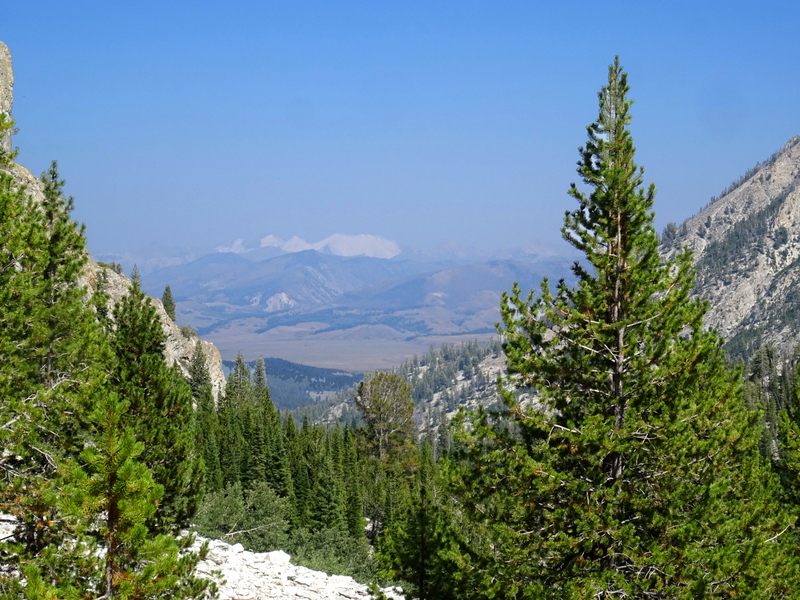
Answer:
[79,262,226,400]
[302,340,506,434]
[0,41,225,399]
[661,135,800,361]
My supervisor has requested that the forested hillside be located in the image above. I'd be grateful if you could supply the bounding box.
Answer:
[289,339,503,430]
[222,357,363,410]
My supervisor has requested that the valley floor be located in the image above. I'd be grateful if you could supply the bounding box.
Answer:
[209,327,497,370]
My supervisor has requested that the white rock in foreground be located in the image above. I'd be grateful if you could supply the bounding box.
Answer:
[192,536,404,600]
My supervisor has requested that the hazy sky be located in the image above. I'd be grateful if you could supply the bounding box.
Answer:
[4,1,799,255]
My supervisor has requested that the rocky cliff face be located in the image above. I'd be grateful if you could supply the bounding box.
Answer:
[661,135,800,360]
[80,262,226,400]
[0,41,12,153]
[0,40,225,400]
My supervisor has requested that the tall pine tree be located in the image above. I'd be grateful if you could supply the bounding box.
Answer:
[161,284,176,321]
[0,164,111,589]
[446,58,797,599]
[62,392,214,600]
[111,274,204,534]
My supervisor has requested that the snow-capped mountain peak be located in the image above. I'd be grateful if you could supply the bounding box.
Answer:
[236,234,402,259]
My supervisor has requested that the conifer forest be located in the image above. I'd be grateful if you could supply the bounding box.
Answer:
[5,57,800,600]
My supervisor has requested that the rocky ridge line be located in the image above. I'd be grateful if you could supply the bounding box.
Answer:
[0,41,12,153]
[661,135,800,355]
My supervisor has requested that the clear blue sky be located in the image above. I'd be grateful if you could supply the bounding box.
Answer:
[4,1,799,255]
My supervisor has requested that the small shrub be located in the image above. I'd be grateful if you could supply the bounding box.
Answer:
[97,260,124,274]
[180,325,198,339]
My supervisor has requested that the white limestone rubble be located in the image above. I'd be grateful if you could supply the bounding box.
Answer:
[192,536,404,600]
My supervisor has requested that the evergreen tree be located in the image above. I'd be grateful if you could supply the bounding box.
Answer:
[188,342,211,400]
[196,383,224,491]
[284,415,311,526]
[254,356,268,392]
[246,410,267,485]
[161,284,176,321]
[776,354,800,506]
[111,275,204,534]
[218,397,244,487]
[265,408,294,499]
[355,371,416,469]
[130,264,141,287]
[446,58,797,598]
[0,166,110,589]
[226,352,253,408]
[329,423,345,489]
[62,392,213,600]
[382,441,457,600]
[311,453,346,532]
[344,429,364,538]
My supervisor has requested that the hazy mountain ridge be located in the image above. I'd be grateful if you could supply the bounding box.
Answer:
[661,135,800,361]
[141,248,575,369]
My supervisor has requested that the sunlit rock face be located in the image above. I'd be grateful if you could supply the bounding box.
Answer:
[0,41,12,153]
[661,135,800,359]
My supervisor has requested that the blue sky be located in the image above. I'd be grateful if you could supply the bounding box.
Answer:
[3,1,799,255]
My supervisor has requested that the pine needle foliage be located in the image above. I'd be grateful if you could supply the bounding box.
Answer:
[446,57,797,599]
[63,392,214,600]
[161,284,176,321]
[111,275,204,535]
[0,113,19,167]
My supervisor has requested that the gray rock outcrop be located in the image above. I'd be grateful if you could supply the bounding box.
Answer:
[80,261,226,400]
[0,41,13,153]
[192,536,404,600]
[662,135,800,356]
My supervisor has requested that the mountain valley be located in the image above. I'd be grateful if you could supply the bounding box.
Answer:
[138,244,576,369]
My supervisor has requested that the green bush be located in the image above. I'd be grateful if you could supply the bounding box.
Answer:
[193,482,292,551]
[180,325,198,339]
[287,527,381,584]
[194,483,384,585]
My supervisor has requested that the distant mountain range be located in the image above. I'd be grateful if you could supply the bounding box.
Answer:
[128,241,577,370]
[94,136,800,372]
